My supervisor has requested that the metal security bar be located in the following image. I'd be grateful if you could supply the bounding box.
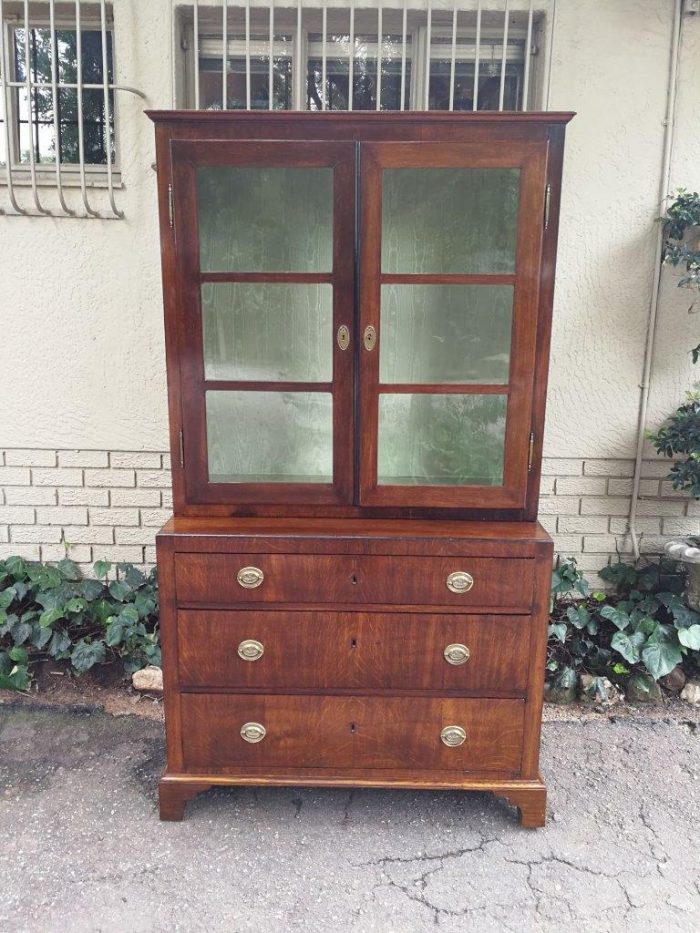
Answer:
[180,1,552,114]
[0,0,145,217]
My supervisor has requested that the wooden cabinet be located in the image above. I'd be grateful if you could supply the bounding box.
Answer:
[149,111,572,826]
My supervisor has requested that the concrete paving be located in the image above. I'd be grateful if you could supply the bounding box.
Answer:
[0,702,698,933]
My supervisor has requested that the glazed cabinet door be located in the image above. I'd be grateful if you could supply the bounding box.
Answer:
[170,140,355,505]
[358,141,548,510]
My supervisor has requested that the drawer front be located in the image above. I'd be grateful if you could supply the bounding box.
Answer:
[174,553,534,610]
[178,610,531,693]
[181,694,524,773]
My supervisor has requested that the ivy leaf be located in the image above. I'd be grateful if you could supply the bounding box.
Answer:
[134,592,156,619]
[93,560,112,580]
[80,579,104,601]
[31,624,53,650]
[0,587,17,610]
[48,630,71,658]
[9,646,29,664]
[93,598,116,624]
[56,558,81,581]
[71,639,107,674]
[118,604,140,626]
[566,605,590,630]
[119,564,145,587]
[64,597,87,614]
[641,642,683,680]
[105,620,125,647]
[0,665,31,691]
[548,622,568,644]
[635,616,659,636]
[4,556,28,580]
[678,624,700,650]
[600,604,631,631]
[657,593,700,628]
[108,580,131,603]
[611,630,646,664]
[11,621,32,645]
[39,607,64,629]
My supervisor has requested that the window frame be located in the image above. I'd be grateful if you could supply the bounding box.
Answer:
[0,9,121,187]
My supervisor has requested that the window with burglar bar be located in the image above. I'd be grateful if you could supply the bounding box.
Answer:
[179,4,542,114]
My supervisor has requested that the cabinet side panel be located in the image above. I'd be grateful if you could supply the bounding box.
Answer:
[156,531,184,772]
[155,124,187,514]
[525,125,567,519]
[520,536,554,778]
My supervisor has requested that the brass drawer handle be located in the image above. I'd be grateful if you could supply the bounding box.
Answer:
[444,643,470,666]
[238,639,264,662]
[237,566,264,589]
[441,725,467,747]
[240,722,266,743]
[446,571,474,594]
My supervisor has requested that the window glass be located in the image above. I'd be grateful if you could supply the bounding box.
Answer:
[13,27,115,165]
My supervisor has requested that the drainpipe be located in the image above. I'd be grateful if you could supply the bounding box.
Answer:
[628,0,684,560]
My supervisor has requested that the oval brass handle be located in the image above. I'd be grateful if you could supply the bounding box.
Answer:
[238,639,264,662]
[237,566,264,589]
[446,571,474,594]
[444,643,470,666]
[337,324,350,351]
[441,725,467,747]
[240,722,266,743]
[363,325,377,351]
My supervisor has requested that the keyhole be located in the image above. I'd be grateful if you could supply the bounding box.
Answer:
[350,638,357,649]
[351,573,358,585]
[350,722,357,734]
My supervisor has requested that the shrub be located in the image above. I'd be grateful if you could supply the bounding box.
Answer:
[547,557,700,695]
[0,556,159,691]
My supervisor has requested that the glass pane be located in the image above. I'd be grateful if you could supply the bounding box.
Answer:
[206,391,332,483]
[382,168,519,274]
[377,394,506,486]
[428,60,523,111]
[198,167,333,272]
[199,37,293,110]
[307,34,412,111]
[380,284,513,384]
[202,283,333,382]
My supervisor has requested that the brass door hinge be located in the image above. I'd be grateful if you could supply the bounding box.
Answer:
[528,432,535,473]
[178,429,185,468]
[543,183,551,231]
[168,183,174,229]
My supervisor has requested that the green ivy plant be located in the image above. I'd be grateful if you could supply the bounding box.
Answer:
[547,557,700,694]
[0,556,160,691]
[648,190,700,497]
[662,188,700,312]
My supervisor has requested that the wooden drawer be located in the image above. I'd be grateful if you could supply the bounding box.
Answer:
[178,610,531,694]
[180,694,525,773]
[174,553,534,610]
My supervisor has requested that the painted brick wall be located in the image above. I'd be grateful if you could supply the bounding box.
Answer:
[0,449,696,575]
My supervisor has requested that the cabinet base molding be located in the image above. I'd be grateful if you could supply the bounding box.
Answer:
[158,772,546,827]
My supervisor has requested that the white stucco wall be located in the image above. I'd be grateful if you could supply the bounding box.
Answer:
[0,1,698,460]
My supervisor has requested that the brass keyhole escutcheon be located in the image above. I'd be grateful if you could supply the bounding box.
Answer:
[446,571,474,594]
[337,324,350,351]
[363,325,377,351]
[441,725,467,747]
[238,639,264,662]
[444,643,470,666]
[240,722,266,743]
